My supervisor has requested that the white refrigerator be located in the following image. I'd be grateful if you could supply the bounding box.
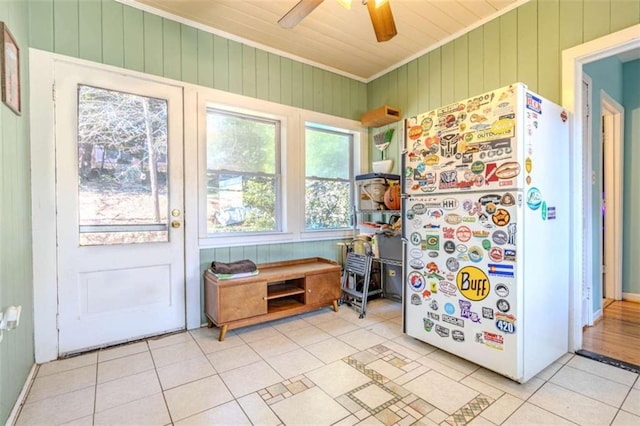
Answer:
[402,83,570,383]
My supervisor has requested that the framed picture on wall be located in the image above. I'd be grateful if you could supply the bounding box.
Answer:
[0,22,20,115]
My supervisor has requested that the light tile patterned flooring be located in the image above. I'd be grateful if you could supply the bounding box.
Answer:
[15,299,640,425]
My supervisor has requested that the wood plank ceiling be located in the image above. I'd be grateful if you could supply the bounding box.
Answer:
[129,0,522,81]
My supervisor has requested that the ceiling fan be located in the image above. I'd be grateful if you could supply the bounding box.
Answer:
[278,0,397,42]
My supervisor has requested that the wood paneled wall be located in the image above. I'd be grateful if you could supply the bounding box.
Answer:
[28,0,367,121]
[27,0,368,275]
[0,0,33,423]
[367,0,640,116]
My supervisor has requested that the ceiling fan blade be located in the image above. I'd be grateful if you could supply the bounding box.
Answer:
[367,0,397,42]
[278,0,325,29]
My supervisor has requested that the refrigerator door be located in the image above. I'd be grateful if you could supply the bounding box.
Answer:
[403,192,523,380]
[404,84,525,196]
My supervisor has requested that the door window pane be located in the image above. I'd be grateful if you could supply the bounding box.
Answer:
[206,109,280,234]
[77,85,169,245]
[305,126,353,230]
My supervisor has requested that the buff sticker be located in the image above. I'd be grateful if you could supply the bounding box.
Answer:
[457,266,490,301]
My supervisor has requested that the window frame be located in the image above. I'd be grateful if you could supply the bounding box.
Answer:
[197,89,366,248]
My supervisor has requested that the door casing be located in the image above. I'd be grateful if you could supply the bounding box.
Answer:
[600,91,624,308]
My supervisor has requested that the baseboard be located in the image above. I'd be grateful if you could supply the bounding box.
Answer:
[622,292,640,303]
[592,308,603,324]
[5,363,38,426]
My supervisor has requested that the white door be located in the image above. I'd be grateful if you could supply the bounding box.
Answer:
[55,62,185,355]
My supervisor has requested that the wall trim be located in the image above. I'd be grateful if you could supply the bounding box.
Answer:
[601,90,625,303]
[5,364,38,426]
[622,292,640,303]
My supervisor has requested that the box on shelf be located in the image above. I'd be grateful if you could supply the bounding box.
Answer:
[356,173,400,211]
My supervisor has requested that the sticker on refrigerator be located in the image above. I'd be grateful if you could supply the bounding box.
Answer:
[468,246,484,263]
[439,281,458,297]
[495,283,510,297]
[423,318,434,332]
[456,226,472,242]
[459,300,481,323]
[411,294,422,305]
[457,266,490,301]
[487,264,514,278]
[442,198,459,210]
[496,319,516,334]
[476,331,504,350]
[435,324,450,338]
[527,187,542,210]
[408,272,426,292]
[547,206,556,220]
[492,209,511,226]
[526,93,542,114]
[482,307,494,319]
[452,330,465,342]
[443,314,464,328]
[496,299,511,313]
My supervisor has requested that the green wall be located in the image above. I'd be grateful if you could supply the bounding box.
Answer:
[27,0,368,335]
[0,0,33,423]
[29,0,367,121]
[583,56,624,312]
[366,0,640,175]
[623,59,640,298]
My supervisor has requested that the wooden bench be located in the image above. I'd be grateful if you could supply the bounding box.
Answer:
[203,257,342,341]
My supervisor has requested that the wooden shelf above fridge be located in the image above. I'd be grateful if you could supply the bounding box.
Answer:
[361,105,401,128]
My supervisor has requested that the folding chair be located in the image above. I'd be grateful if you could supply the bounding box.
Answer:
[339,238,381,318]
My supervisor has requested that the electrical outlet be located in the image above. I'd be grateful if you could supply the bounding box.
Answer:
[0,305,21,331]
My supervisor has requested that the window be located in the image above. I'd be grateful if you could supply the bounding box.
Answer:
[205,108,280,234]
[77,84,169,246]
[305,126,353,230]
[198,91,365,247]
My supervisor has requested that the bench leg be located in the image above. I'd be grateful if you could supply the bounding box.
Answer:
[332,300,339,312]
[207,319,213,328]
[218,325,229,342]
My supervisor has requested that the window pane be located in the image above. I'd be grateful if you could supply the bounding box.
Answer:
[77,85,169,246]
[305,128,350,179]
[206,109,279,233]
[305,126,352,230]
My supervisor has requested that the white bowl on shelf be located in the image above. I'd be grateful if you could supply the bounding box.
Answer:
[372,159,393,174]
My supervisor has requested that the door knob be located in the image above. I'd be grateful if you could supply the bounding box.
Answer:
[171,221,181,228]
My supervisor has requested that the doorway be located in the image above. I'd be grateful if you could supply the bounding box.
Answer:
[562,24,640,354]
[31,52,189,360]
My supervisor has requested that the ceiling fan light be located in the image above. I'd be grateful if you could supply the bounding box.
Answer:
[367,0,397,42]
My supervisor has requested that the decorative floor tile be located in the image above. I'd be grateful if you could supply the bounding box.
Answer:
[344,356,388,384]
[260,376,315,405]
[346,381,402,416]
[443,394,495,425]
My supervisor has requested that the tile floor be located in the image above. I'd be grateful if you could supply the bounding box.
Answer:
[15,299,640,426]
